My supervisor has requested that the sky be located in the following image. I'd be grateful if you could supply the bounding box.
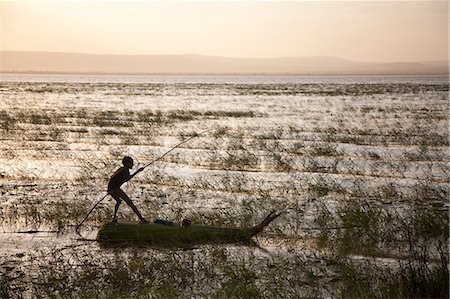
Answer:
[1,1,448,62]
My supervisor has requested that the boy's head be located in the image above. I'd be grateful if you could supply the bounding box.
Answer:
[122,156,134,168]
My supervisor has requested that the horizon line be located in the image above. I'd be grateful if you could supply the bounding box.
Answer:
[2,50,449,64]
[2,70,449,77]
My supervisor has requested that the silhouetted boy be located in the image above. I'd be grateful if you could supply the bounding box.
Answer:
[108,156,149,224]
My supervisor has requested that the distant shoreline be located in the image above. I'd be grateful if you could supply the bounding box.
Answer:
[2,71,449,77]
[2,51,448,76]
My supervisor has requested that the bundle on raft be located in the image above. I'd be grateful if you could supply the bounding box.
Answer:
[97,211,282,246]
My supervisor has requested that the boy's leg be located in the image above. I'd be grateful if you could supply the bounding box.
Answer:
[115,189,147,222]
[110,191,122,222]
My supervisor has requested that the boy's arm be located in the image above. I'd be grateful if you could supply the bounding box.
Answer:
[127,167,145,181]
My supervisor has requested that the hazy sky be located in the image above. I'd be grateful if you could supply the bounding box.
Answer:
[1,1,448,62]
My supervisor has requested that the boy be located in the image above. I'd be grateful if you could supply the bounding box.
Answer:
[108,156,149,224]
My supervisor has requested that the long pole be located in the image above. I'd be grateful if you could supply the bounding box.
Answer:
[75,128,211,236]
[141,128,212,169]
[75,192,108,236]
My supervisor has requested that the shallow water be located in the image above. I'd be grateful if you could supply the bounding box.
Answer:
[0,74,448,298]
[2,73,448,84]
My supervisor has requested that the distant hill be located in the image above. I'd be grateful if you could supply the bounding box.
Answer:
[1,51,448,75]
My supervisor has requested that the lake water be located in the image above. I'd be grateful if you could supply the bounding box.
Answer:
[0,73,448,298]
[1,73,448,84]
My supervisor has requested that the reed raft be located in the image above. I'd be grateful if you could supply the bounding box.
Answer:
[97,211,281,245]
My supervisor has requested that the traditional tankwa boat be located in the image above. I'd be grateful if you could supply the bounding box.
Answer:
[97,211,281,246]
